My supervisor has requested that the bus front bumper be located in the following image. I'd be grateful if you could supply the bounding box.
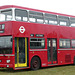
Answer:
[0,64,13,68]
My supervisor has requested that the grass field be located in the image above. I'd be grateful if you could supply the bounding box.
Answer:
[0,65,75,75]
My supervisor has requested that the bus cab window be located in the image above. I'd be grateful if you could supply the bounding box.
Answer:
[0,36,12,54]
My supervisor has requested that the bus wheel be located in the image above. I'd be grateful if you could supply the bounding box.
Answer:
[74,56,75,65]
[30,57,40,70]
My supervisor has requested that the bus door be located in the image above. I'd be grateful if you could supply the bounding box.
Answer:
[15,37,27,67]
[47,38,57,65]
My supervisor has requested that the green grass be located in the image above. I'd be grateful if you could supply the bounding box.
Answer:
[0,65,75,75]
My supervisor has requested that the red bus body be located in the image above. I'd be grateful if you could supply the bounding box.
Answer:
[0,5,75,70]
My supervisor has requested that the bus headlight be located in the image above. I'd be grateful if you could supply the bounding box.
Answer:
[7,65,9,68]
[6,60,10,63]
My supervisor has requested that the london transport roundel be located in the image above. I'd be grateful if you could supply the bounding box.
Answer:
[19,26,25,33]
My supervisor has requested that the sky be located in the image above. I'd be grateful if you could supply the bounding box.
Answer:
[0,0,75,16]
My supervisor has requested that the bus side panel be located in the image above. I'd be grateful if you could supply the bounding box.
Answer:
[29,50,48,67]
[58,50,73,65]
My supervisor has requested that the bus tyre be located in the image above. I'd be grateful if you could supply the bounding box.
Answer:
[74,56,75,65]
[30,57,40,70]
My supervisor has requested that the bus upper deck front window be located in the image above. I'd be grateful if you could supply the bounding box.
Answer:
[0,9,12,21]
[0,36,12,54]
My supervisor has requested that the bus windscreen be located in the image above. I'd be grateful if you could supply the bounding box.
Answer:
[0,36,12,54]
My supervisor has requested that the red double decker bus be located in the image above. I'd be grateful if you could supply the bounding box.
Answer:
[0,5,75,70]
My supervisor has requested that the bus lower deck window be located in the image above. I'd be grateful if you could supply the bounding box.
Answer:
[30,38,45,49]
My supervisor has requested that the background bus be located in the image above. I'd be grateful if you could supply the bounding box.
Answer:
[0,5,75,70]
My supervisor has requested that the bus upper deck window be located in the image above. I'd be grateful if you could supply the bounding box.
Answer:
[70,18,75,27]
[15,9,28,22]
[0,9,12,21]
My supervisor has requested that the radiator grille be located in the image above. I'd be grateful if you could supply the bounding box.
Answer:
[65,55,71,63]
